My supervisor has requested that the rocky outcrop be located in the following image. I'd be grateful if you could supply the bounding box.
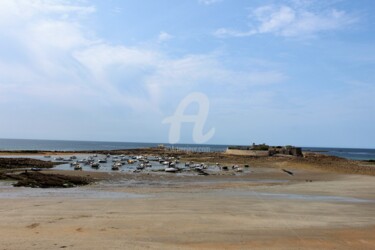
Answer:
[269,146,303,157]
[8,171,92,188]
[0,158,58,169]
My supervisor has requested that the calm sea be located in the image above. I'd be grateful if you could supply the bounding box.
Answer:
[0,139,227,152]
[0,139,374,161]
[302,147,375,161]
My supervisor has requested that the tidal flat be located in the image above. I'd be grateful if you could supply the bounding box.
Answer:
[0,148,374,249]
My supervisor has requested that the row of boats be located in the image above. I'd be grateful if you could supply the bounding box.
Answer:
[66,154,180,172]
[45,154,245,173]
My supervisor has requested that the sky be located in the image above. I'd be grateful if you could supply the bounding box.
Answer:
[0,0,374,148]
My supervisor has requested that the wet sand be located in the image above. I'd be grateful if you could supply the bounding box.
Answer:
[0,149,375,249]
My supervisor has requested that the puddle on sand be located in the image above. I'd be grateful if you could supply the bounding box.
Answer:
[219,190,374,203]
[0,180,373,203]
[0,182,148,199]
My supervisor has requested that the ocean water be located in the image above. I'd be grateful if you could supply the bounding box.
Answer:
[0,138,228,152]
[302,147,375,161]
[0,139,374,161]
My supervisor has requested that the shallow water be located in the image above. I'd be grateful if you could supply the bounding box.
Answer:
[0,183,148,199]
[1,153,234,175]
[219,190,374,203]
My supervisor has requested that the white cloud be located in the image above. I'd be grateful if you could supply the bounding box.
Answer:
[157,31,174,42]
[215,3,356,38]
[0,0,94,26]
[198,0,222,5]
[0,0,285,115]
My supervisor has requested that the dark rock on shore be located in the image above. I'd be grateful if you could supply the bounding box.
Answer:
[282,169,294,176]
[7,171,92,188]
[0,158,58,169]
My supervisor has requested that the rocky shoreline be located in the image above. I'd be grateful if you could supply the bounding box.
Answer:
[9,171,92,188]
[0,157,58,169]
[0,158,92,188]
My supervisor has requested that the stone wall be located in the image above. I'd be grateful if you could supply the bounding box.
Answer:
[225,149,269,156]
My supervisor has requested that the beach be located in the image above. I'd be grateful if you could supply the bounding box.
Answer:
[0,149,375,249]
[1,0,374,249]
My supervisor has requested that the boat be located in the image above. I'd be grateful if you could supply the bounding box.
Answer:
[91,162,100,169]
[165,167,178,173]
[193,163,206,170]
[137,163,145,170]
[74,164,82,171]
[112,161,122,169]
[114,162,122,167]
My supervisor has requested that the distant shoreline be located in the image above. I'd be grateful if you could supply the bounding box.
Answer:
[0,147,373,160]
[0,137,375,161]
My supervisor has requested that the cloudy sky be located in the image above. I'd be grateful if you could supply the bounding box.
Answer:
[0,0,374,148]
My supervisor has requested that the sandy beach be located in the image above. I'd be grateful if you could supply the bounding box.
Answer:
[0,149,375,249]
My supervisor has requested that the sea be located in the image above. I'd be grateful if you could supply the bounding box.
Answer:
[0,138,374,161]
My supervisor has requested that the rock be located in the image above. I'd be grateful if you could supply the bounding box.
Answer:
[282,169,294,176]
[10,171,92,188]
[0,158,58,169]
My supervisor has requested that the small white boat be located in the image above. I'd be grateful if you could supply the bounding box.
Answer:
[112,161,122,169]
[137,163,145,170]
[74,165,82,171]
[114,162,123,167]
[165,167,178,173]
[91,162,100,169]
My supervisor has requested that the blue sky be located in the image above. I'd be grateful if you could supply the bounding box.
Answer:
[0,0,374,148]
